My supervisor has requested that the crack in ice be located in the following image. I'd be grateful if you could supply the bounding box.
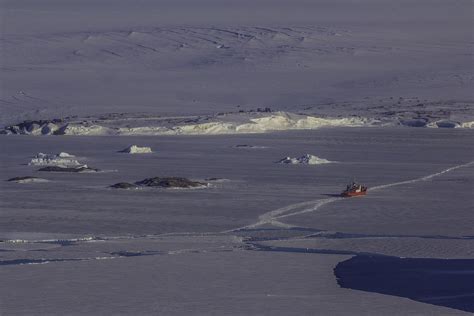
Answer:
[230,160,474,232]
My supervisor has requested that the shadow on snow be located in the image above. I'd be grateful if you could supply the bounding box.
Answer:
[334,255,474,313]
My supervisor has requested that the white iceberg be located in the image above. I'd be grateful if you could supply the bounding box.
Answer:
[460,121,474,128]
[120,145,153,154]
[278,154,334,165]
[57,152,75,158]
[28,152,82,167]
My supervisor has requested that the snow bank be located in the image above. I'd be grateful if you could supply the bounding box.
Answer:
[55,124,110,136]
[5,111,472,137]
[278,154,334,165]
[175,122,236,135]
[157,112,375,135]
[119,145,153,154]
[29,152,82,167]
[2,112,380,136]
[236,114,372,133]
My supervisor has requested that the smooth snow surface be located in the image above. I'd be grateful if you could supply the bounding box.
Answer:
[278,154,333,165]
[120,145,152,154]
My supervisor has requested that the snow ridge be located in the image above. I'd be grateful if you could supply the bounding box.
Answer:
[4,111,473,136]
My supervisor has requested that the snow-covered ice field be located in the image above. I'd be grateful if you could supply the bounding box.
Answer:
[1,0,474,314]
[1,128,473,315]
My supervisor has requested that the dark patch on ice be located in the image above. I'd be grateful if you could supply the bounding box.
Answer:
[399,118,428,127]
[305,232,474,241]
[38,166,99,173]
[0,258,84,266]
[45,240,83,246]
[233,144,267,149]
[234,144,254,148]
[110,251,145,257]
[135,177,207,188]
[334,255,474,313]
[110,250,162,257]
[7,176,40,182]
[435,120,460,128]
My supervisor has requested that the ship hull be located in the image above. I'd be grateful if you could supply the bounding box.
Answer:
[341,191,367,197]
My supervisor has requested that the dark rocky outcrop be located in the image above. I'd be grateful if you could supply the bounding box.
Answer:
[135,177,206,188]
[38,166,99,173]
[6,176,49,183]
[110,182,137,189]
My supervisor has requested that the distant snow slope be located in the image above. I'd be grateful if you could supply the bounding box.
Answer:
[1,1,472,126]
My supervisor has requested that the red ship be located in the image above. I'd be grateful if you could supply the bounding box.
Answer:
[341,182,367,197]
